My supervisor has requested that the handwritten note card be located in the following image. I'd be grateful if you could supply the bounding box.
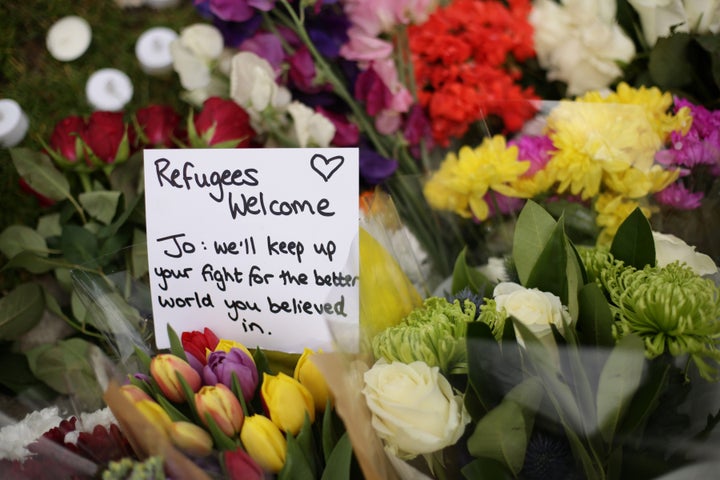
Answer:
[143,148,359,352]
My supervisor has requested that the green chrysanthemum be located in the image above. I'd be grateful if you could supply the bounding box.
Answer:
[477,298,507,341]
[603,262,720,380]
[577,245,617,284]
[102,456,164,480]
[371,297,475,375]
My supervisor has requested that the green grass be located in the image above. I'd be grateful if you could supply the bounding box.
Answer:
[0,0,202,290]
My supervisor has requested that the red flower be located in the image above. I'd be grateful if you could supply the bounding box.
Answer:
[49,115,86,162]
[135,105,183,148]
[193,97,255,147]
[223,447,264,480]
[182,327,220,369]
[82,111,130,164]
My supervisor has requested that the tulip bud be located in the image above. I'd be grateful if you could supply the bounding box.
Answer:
[214,339,255,363]
[204,348,258,403]
[261,372,315,435]
[119,383,154,403]
[223,446,264,480]
[182,328,220,371]
[168,421,214,457]
[135,399,174,436]
[150,353,202,403]
[195,383,244,437]
[240,414,287,473]
[293,348,332,412]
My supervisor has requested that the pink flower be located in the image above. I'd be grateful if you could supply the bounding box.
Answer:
[655,182,705,210]
[198,0,275,23]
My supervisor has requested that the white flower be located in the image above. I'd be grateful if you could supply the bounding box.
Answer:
[362,360,470,459]
[493,282,571,347]
[653,231,718,276]
[628,0,720,46]
[230,51,289,113]
[286,101,335,147]
[530,0,636,95]
[0,407,63,461]
[170,24,224,92]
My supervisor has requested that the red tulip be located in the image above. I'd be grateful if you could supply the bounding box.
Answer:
[222,446,264,480]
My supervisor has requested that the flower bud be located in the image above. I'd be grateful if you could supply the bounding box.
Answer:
[182,328,220,371]
[135,399,173,436]
[223,446,264,480]
[168,421,213,457]
[203,348,258,403]
[195,383,244,437]
[293,348,331,412]
[261,372,315,435]
[240,414,287,473]
[119,384,153,403]
[150,353,202,403]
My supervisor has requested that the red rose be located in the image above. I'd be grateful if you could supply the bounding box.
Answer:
[194,97,255,147]
[49,115,86,162]
[82,111,130,164]
[135,105,183,148]
[222,447,264,480]
[181,327,220,369]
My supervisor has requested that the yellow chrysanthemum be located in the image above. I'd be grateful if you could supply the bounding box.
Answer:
[579,82,692,141]
[423,135,530,220]
[545,100,661,199]
[603,165,680,199]
[594,194,653,245]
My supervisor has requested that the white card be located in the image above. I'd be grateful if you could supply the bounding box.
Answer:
[143,148,359,353]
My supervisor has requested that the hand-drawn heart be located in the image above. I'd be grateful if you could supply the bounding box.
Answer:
[310,153,344,182]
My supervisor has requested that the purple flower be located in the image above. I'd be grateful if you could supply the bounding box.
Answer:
[196,0,275,23]
[240,31,287,73]
[509,134,555,176]
[203,348,259,403]
[359,141,398,185]
[305,7,350,59]
[654,182,705,210]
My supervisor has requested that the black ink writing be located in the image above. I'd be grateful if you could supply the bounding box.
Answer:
[224,298,261,321]
[157,233,195,259]
[201,264,244,291]
[313,269,358,287]
[157,292,214,308]
[228,192,335,219]
[267,236,304,263]
[266,295,346,317]
[278,270,308,285]
[313,240,336,261]
[153,158,259,203]
[154,266,193,291]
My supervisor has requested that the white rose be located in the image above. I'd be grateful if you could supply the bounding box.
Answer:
[362,360,470,459]
[493,282,571,346]
[653,232,718,276]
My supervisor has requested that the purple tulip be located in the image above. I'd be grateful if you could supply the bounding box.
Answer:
[203,348,258,403]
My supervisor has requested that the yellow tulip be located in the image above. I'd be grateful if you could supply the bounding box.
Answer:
[240,414,287,473]
[168,421,213,457]
[150,353,202,403]
[293,348,331,412]
[261,372,314,435]
[135,399,174,436]
[195,383,244,437]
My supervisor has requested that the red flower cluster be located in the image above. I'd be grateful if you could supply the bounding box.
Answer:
[409,0,539,146]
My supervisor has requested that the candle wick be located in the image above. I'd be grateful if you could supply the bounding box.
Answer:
[152,38,163,52]
[106,80,119,98]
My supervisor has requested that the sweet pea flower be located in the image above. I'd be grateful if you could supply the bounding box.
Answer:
[149,353,202,403]
[197,0,276,23]
[240,414,287,473]
[287,101,335,147]
[229,51,290,115]
[170,23,224,91]
[168,421,213,457]
[195,383,245,437]
[223,446,265,480]
[261,372,315,435]
[293,348,332,412]
[362,359,470,459]
[627,0,720,46]
[203,348,259,403]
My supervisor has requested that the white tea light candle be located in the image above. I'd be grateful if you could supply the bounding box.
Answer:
[0,99,29,148]
[86,68,134,111]
[135,27,178,75]
[145,0,181,9]
[46,16,92,62]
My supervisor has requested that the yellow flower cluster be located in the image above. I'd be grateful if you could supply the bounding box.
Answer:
[423,135,531,221]
[423,83,692,245]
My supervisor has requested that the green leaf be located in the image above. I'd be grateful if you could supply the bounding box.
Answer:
[202,411,238,450]
[10,148,71,201]
[466,322,507,415]
[461,457,513,480]
[132,229,148,279]
[0,351,49,394]
[619,360,669,437]
[320,432,352,480]
[79,191,121,225]
[596,334,645,444]
[649,33,694,87]
[60,225,99,268]
[134,346,152,372]
[155,393,193,424]
[295,414,319,478]
[25,338,105,410]
[0,225,48,259]
[36,213,62,238]
[167,324,188,361]
[0,283,45,340]
[96,192,143,239]
[321,400,344,463]
[451,248,493,297]
[525,217,568,303]
[279,431,316,480]
[610,207,655,269]
[513,200,557,286]
[466,377,544,476]
[2,251,83,274]
[576,283,615,347]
